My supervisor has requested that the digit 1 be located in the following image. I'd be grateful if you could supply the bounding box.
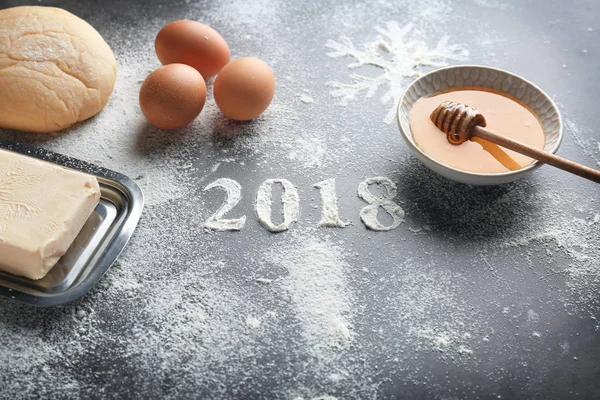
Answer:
[314,178,348,227]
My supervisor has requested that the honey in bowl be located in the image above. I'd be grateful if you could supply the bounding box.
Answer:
[409,88,546,174]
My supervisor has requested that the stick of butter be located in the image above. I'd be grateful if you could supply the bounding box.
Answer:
[0,148,101,280]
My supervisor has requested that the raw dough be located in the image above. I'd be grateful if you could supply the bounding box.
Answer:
[0,6,117,133]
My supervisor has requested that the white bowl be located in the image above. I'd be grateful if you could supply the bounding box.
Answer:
[397,65,563,185]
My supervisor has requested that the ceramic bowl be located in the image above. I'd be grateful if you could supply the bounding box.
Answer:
[397,65,563,185]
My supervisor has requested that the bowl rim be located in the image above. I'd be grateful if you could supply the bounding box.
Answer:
[396,64,564,181]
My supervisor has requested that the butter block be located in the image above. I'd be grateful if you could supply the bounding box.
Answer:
[0,149,101,280]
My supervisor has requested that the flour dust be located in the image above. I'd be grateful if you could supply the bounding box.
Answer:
[265,232,355,353]
[326,21,468,123]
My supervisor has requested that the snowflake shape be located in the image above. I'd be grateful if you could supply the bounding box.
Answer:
[326,21,469,124]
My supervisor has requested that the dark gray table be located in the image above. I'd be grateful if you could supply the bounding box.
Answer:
[1,0,599,398]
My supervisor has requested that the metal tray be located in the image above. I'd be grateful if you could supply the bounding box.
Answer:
[0,140,144,307]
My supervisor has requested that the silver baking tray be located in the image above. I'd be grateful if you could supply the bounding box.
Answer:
[0,140,144,307]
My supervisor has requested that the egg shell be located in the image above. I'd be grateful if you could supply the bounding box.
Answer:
[139,63,207,130]
[155,20,230,79]
[214,57,276,121]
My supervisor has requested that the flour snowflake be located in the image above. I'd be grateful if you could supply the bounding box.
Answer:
[326,21,468,124]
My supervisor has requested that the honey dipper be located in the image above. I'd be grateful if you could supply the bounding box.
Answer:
[430,101,600,183]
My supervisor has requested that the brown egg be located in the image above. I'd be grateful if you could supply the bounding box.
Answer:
[155,20,230,79]
[213,57,275,121]
[139,63,207,130]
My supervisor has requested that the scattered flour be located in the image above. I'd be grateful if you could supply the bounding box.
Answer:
[245,315,261,328]
[326,21,468,123]
[357,176,405,231]
[256,278,273,285]
[286,136,329,168]
[0,0,599,398]
[207,0,282,30]
[564,118,600,165]
[300,95,315,104]
[314,179,348,227]
[527,309,540,324]
[266,233,355,352]
[387,263,484,359]
[471,0,510,8]
[203,178,247,231]
[255,178,300,232]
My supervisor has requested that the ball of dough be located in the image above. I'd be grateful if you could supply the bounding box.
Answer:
[0,6,117,133]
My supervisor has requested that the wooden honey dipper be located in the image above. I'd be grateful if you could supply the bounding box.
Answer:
[430,101,600,183]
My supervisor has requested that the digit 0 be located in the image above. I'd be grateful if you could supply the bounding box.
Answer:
[255,179,300,232]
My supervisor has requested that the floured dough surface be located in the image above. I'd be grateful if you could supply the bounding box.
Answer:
[0,6,117,133]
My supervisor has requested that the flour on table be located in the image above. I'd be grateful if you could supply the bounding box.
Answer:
[387,262,484,359]
[255,179,300,232]
[564,118,600,165]
[286,136,328,168]
[326,21,468,123]
[314,179,348,227]
[203,178,247,231]
[471,0,510,8]
[2,0,600,398]
[267,233,355,351]
[0,314,79,398]
[199,100,350,171]
[300,95,315,104]
[527,309,540,324]
[457,345,474,355]
[207,0,281,30]
[293,396,339,400]
[255,277,273,284]
[357,176,405,231]
[245,315,261,328]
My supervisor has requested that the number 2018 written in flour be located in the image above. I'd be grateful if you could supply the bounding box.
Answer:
[203,177,405,232]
